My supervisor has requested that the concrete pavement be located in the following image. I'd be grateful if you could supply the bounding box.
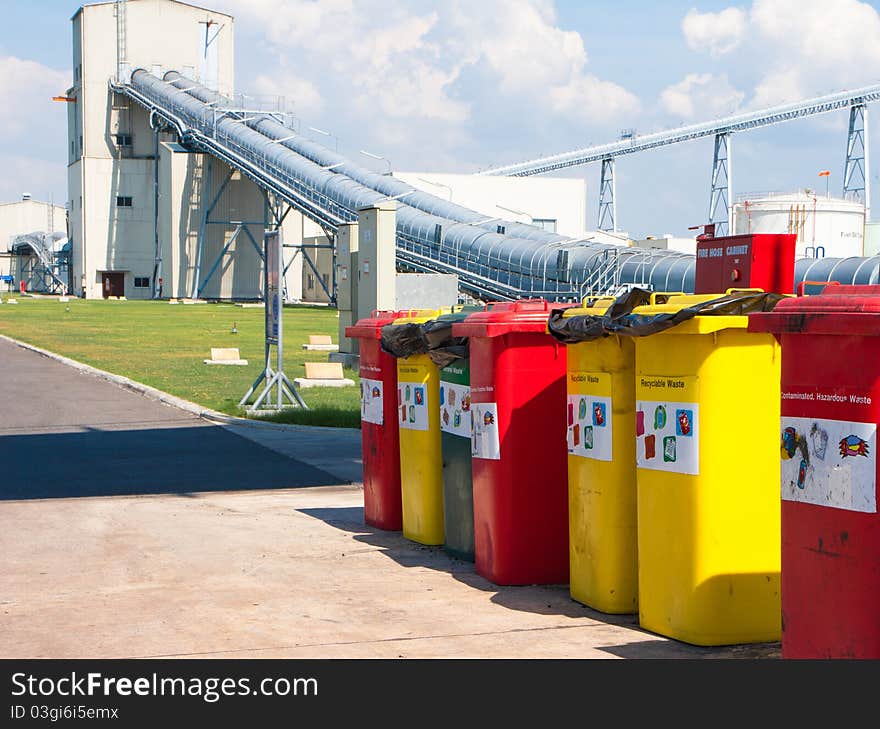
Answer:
[0,337,780,658]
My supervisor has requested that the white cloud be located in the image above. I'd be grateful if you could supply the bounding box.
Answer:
[750,68,805,108]
[0,56,69,204]
[0,56,69,138]
[677,1,880,113]
[0,155,66,205]
[253,72,324,116]
[682,7,748,56]
[216,0,640,127]
[660,73,745,119]
[550,74,640,122]
[747,0,880,102]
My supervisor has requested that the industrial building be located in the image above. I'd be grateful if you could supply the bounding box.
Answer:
[0,195,67,246]
[67,0,305,301]
[0,195,69,290]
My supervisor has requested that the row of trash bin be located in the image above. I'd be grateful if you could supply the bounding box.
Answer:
[346,284,880,658]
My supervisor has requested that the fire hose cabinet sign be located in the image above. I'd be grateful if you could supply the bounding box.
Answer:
[750,284,880,659]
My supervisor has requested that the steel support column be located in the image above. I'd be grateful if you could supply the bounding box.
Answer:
[597,157,616,232]
[844,102,870,220]
[192,162,236,299]
[708,132,732,236]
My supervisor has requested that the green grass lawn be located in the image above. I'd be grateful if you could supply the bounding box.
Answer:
[0,293,360,428]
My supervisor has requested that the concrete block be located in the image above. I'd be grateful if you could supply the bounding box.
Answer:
[294,377,356,389]
[302,344,340,352]
[303,334,339,352]
[204,347,248,366]
[304,361,344,380]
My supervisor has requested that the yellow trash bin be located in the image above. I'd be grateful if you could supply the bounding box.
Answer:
[561,294,681,615]
[393,307,459,545]
[632,291,781,646]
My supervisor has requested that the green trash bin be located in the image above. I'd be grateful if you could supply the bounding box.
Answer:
[425,308,479,561]
[440,357,474,560]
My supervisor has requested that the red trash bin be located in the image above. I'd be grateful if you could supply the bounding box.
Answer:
[345,310,413,531]
[750,284,880,658]
[453,300,572,585]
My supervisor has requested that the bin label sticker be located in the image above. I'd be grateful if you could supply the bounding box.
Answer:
[440,382,472,438]
[780,416,876,513]
[397,380,429,431]
[567,371,612,461]
[636,375,699,475]
[471,402,500,460]
[636,400,699,476]
[360,377,384,425]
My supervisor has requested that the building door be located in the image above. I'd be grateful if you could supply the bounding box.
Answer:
[101,272,125,298]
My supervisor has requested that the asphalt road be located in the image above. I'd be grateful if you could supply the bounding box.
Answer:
[0,338,341,499]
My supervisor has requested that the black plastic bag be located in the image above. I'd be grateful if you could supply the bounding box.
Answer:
[380,322,428,358]
[379,316,470,367]
[421,318,469,368]
[548,288,786,343]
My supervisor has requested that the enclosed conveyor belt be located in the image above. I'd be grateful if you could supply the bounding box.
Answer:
[120,70,880,298]
[118,69,696,300]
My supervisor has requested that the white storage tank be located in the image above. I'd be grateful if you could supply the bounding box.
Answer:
[732,191,865,258]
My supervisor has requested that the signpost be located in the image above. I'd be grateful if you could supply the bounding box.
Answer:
[239,228,307,411]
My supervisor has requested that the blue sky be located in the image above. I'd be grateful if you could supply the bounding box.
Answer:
[2,0,880,237]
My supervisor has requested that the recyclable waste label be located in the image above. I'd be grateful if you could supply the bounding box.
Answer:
[440,382,472,438]
[636,374,699,475]
[471,402,500,460]
[780,416,876,513]
[567,371,612,461]
[397,379,429,431]
[360,377,384,425]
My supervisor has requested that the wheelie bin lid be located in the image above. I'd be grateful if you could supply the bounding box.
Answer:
[749,283,880,336]
[452,299,575,338]
[390,306,462,326]
[346,310,416,340]
[561,292,685,318]
[631,289,766,335]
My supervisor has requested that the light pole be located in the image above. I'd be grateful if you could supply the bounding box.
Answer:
[360,149,392,175]
[417,176,453,201]
[308,126,338,152]
[497,204,533,223]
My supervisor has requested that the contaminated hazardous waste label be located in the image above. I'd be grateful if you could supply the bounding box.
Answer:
[636,375,699,475]
[398,380,429,431]
[567,371,612,461]
[440,382,472,438]
[780,416,876,513]
[360,377,383,425]
[471,402,500,459]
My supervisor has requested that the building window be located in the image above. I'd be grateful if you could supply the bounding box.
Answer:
[322,273,329,289]
[114,133,133,147]
[307,274,315,290]
[533,218,557,233]
[134,277,150,288]
[116,196,133,207]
